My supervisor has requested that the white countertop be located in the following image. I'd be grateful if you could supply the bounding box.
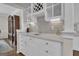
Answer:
[18,32,73,42]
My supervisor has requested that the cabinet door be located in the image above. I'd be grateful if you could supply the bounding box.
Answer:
[26,37,62,56]
[73,37,79,51]
[44,40,62,56]
[26,37,39,56]
[23,35,30,55]
[46,3,64,21]
[19,35,25,50]
[20,35,30,55]
[33,38,62,56]
[25,37,46,56]
[53,4,62,17]
[46,6,53,20]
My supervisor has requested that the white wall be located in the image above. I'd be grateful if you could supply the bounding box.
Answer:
[0,16,8,38]
[0,4,19,39]
[0,4,25,38]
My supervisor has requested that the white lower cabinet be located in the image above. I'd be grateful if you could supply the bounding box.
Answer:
[25,37,62,56]
[20,35,27,55]
[44,41,62,56]
[17,33,73,56]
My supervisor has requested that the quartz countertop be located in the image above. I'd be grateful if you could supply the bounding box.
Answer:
[18,32,73,42]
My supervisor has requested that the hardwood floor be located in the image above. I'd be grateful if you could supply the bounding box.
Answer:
[0,49,24,56]
[0,49,79,56]
[0,39,24,56]
[0,39,79,56]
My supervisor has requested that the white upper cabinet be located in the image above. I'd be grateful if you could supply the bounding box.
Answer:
[24,3,64,23]
[53,4,61,17]
[45,3,64,21]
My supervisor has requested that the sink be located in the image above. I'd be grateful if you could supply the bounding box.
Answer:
[34,33,40,35]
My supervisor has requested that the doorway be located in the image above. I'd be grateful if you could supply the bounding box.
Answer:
[8,15,20,48]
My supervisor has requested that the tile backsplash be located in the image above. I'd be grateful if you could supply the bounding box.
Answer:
[29,15,64,34]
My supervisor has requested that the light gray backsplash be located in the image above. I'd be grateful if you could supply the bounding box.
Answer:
[37,15,53,33]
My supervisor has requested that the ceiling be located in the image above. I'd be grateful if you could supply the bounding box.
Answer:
[0,3,17,16]
[5,3,31,9]
[0,3,31,16]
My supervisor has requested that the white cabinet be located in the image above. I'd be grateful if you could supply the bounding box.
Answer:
[46,6,53,20]
[26,37,41,56]
[44,40,62,56]
[64,4,75,32]
[35,38,62,56]
[24,3,64,24]
[53,4,62,17]
[17,32,73,56]
[20,35,27,54]
[25,37,62,56]
[45,3,64,21]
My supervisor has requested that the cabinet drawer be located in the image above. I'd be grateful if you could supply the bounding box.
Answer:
[26,37,62,56]
[25,37,46,56]
[42,41,62,56]
[20,36,30,51]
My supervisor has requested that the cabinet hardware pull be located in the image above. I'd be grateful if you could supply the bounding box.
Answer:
[46,42,48,45]
[45,50,48,53]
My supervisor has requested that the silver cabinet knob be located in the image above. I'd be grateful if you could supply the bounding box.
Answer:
[46,42,48,45]
[45,50,48,53]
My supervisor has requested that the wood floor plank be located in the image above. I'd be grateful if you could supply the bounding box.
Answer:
[0,49,24,56]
